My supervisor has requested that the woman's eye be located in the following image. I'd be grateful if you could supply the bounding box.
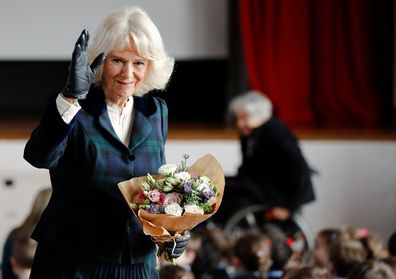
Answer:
[112,58,123,64]
[134,61,145,68]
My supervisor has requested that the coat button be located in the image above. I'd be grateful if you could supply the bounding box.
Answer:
[128,154,135,161]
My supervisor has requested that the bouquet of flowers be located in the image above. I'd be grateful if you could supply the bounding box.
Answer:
[118,153,224,261]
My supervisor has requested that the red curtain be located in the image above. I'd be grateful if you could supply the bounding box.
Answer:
[239,0,392,128]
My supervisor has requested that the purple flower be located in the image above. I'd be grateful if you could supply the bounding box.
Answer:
[201,188,215,200]
[147,203,161,214]
[183,183,192,193]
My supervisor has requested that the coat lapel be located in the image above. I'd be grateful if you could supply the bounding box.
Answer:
[98,111,120,143]
[128,94,157,151]
[82,87,156,151]
[129,109,152,151]
[82,86,123,146]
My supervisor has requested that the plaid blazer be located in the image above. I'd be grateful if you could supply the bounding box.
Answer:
[24,86,168,265]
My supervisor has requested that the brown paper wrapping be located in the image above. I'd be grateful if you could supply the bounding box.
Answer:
[118,154,225,240]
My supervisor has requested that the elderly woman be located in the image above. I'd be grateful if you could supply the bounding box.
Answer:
[214,91,315,224]
[24,6,188,279]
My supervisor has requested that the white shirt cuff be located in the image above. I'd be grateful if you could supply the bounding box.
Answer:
[56,94,81,124]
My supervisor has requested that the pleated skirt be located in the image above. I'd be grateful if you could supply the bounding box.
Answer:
[29,244,159,279]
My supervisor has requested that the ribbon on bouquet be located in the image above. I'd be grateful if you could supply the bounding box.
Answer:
[151,232,183,264]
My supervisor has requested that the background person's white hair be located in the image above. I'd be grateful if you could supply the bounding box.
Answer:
[229,90,273,120]
[88,6,174,96]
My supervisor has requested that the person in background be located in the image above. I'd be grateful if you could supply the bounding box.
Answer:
[10,230,38,279]
[340,226,388,260]
[159,264,195,279]
[282,265,330,279]
[381,257,396,276]
[1,187,51,279]
[313,229,340,268]
[347,259,396,279]
[388,232,396,257]
[190,227,234,279]
[214,91,315,225]
[262,223,293,279]
[328,239,367,279]
[232,230,272,279]
[23,6,188,279]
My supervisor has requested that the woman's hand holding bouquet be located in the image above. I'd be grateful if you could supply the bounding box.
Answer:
[118,154,225,262]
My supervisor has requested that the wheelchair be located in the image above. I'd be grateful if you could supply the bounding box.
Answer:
[221,203,315,265]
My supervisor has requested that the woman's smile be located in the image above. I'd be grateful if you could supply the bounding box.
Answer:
[101,47,148,107]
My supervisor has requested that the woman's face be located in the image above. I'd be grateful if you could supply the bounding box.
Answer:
[101,47,148,103]
[234,110,265,137]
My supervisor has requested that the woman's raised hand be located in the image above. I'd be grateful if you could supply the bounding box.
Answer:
[62,29,106,100]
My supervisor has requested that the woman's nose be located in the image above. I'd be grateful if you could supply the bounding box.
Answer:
[121,63,134,77]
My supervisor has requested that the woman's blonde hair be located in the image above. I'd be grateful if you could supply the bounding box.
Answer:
[88,6,174,96]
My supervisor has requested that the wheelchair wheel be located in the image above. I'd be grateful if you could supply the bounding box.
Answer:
[223,204,314,262]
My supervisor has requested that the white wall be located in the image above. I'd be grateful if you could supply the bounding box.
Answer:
[0,0,227,60]
[1,139,395,253]
[0,141,50,257]
[301,141,396,244]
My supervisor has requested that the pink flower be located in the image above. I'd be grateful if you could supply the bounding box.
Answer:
[163,193,183,207]
[148,189,161,203]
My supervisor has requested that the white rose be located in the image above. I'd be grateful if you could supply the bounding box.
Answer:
[196,182,210,192]
[158,163,177,176]
[207,196,217,206]
[164,202,183,216]
[184,204,204,215]
[174,171,191,182]
[199,176,211,183]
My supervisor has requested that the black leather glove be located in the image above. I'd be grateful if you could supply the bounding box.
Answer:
[164,232,190,258]
[62,29,106,99]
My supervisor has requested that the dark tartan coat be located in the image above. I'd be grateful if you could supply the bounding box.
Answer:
[23,86,168,265]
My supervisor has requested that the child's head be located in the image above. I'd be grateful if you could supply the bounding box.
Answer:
[314,228,340,268]
[262,223,292,271]
[361,233,388,260]
[340,226,388,260]
[388,231,396,257]
[233,230,272,274]
[348,259,396,279]
[159,264,195,279]
[381,257,396,276]
[328,238,367,277]
[283,265,330,279]
[190,227,232,278]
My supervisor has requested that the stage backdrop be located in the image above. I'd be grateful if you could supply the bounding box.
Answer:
[238,0,393,129]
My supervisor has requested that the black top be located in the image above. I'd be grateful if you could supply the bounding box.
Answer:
[237,117,315,211]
